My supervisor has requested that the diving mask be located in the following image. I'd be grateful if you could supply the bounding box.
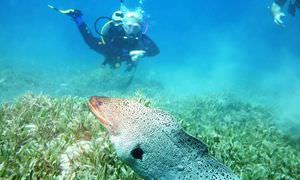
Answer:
[122,12,143,35]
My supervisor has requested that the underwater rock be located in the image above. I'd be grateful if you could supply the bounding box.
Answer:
[89,96,239,179]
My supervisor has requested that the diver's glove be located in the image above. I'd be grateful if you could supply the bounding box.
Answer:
[48,5,83,25]
[62,9,83,19]
[130,50,146,62]
[62,9,83,26]
[48,5,82,18]
[271,2,286,26]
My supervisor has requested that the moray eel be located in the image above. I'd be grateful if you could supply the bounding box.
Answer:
[89,96,239,180]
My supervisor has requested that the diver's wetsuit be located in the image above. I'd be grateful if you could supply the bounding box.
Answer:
[275,0,300,16]
[74,16,159,71]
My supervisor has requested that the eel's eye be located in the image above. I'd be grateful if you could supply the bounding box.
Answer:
[97,101,103,106]
[131,147,144,160]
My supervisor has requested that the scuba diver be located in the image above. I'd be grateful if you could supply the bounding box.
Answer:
[49,2,159,72]
[271,0,300,25]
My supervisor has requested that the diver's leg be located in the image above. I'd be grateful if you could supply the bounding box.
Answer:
[103,58,121,69]
[125,61,137,72]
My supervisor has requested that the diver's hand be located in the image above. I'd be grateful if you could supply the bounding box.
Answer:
[63,9,82,19]
[130,50,146,61]
[271,2,285,26]
[48,5,82,19]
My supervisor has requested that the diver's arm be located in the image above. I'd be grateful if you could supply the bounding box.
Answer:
[141,35,160,57]
[74,16,105,53]
[49,7,106,54]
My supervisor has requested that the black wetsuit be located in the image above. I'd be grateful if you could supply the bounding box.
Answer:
[275,0,300,16]
[75,16,159,71]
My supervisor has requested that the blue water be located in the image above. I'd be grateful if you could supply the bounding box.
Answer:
[1,0,300,130]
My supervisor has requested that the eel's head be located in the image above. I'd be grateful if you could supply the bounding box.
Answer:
[89,96,151,135]
[89,96,119,135]
[89,95,153,147]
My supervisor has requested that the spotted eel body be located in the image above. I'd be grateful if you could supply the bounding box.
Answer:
[89,96,239,180]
